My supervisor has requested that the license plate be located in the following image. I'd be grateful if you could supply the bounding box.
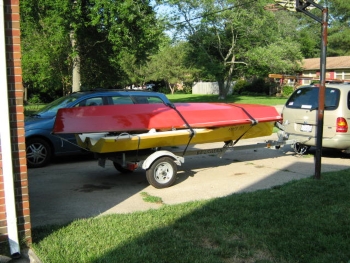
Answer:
[300,124,312,132]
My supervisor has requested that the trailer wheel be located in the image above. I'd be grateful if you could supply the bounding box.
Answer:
[293,143,310,155]
[113,162,133,173]
[146,157,177,188]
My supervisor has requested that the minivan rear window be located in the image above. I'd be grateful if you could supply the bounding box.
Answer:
[286,87,340,110]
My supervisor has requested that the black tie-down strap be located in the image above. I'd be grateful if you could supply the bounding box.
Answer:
[224,104,258,147]
[165,103,195,156]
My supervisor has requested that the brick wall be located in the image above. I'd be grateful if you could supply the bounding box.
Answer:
[0,0,32,246]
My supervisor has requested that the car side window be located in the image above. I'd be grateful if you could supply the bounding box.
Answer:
[324,89,340,110]
[131,96,164,104]
[147,96,165,104]
[111,96,134,104]
[75,97,104,107]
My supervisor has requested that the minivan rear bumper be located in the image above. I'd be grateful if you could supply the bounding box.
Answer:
[285,133,350,151]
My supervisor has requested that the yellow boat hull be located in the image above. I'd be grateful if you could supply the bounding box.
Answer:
[76,121,275,153]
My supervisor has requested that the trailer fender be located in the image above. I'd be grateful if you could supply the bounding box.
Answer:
[142,150,184,170]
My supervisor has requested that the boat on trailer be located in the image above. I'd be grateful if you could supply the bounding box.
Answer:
[52,98,285,188]
[53,102,282,150]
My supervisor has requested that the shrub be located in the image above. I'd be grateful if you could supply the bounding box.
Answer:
[248,78,270,95]
[27,94,42,104]
[233,79,249,94]
[282,86,294,97]
[175,84,192,94]
[157,86,169,94]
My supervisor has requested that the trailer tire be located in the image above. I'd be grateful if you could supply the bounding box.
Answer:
[146,157,177,188]
[113,162,133,173]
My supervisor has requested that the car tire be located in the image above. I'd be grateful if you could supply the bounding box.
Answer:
[293,143,310,155]
[146,157,177,188]
[26,138,52,168]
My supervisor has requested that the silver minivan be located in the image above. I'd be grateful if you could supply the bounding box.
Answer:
[281,84,350,153]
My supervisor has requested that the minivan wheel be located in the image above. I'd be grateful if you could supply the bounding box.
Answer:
[293,143,310,155]
[26,138,52,168]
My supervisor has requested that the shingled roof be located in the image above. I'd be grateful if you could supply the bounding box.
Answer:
[303,56,350,70]
[302,56,350,70]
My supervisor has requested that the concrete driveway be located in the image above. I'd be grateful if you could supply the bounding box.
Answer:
[28,134,350,227]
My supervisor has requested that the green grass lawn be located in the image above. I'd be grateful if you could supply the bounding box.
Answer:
[28,169,350,263]
[24,103,46,116]
[167,93,287,105]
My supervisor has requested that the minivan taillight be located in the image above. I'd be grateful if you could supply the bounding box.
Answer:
[336,117,348,132]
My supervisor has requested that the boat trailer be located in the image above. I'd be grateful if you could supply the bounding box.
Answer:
[94,131,299,189]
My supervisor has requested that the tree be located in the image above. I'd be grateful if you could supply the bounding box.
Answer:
[325,0,350,56]
[20,0,72,100]
[245,38,303,76]
[20,0,162,99]
[160,0,303,98]
[295,0,350,57]
[146,41,196,94]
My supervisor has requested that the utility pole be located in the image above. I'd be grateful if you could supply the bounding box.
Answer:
[267,0,328,179]
[296,0,328,180]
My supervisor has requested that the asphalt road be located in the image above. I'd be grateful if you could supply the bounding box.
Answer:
[28,134,350,228]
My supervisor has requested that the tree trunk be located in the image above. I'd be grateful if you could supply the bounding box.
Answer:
[218,79,233,100]
[218,57,235,99]
[218,80,226,99]
[167,81,175,94]
[70,30,81,92]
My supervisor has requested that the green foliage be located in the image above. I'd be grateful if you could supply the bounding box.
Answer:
[245,38,303,76]
[20,0,162,97]
[282,86,294,97]
[140,192,163,204]
[157,86,170,94]
[232,79,249,95]
[297,0,350,57]
[19,0,350,102]
[327,24,350,56]
[145,41,195,94]
[233,78,272,95]
[175,83,192,94]
[244,78,270,95]
[183,84,193,94]
[162,0,306,98]
[298,28,320,58]
[27,94,42,104]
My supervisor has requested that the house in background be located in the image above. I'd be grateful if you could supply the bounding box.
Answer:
[269,56,350,89]
[300,56,350,85]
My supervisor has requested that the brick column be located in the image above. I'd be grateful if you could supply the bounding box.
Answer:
[0,0,32,246]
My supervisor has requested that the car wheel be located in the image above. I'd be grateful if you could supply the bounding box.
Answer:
[293,143,310,155]
[26,138,52,168]
[146,157,177,188]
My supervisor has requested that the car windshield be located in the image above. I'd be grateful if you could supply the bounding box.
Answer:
[286,87,340,110]
[34,95,79,117]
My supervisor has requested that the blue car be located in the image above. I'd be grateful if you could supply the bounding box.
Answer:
[25,90,170,168]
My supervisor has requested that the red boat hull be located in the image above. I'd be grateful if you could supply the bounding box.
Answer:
[53,103,282,134]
